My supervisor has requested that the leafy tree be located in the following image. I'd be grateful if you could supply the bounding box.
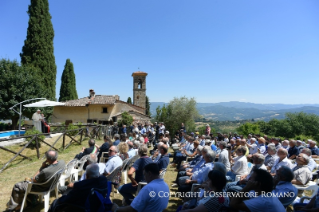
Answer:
[59,59,78,102]
[119,111,133,126]
[0,59,45,128]
[127,97,132,104]
[20,0,57,102]
[145,96,151,116]
[164,97,199,135]
[237,122,260,136]
[155,106,162,121]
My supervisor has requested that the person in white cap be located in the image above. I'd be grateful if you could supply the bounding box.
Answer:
[32,109,43,132]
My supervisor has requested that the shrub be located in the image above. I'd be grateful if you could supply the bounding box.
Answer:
[25,127,45,148]
[67,123,79,136]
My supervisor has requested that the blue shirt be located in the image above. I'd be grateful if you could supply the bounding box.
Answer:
[128,148,136,158]
[211,144,217,151]
[113,139,120,146]
[104,155,123,175]
[288,146,299,158]
[310,147,319,156]
[133,157,153,183]
[131,179,169,212]
[192,162,214,184]
[189,155,202,168]
[192,158,206,173]
[272,181,298,206]
[140,127,146,135]
[157,154,170,170]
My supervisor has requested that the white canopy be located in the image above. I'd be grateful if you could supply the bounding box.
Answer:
[24,100,65,107]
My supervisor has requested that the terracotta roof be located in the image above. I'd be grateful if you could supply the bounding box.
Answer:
[112,110,151,118]
[63,95,117,106]
[132,71,148,76]
[115,100,145,109]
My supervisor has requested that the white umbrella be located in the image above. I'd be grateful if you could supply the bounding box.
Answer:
[24,100,65,107]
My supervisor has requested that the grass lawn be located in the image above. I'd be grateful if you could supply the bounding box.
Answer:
[0,135,181,212]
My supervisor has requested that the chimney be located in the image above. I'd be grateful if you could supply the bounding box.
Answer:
[89,89,95,99]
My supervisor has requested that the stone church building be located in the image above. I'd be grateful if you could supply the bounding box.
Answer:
[52,71,150,124]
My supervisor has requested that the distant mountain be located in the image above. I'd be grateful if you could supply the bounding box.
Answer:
[197,101,319,110]
[150,101,319,121]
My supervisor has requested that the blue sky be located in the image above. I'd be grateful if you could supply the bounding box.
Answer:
[1,0,318,104]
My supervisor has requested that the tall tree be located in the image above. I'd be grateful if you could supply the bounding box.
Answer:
[127,97,132,104]
[59,59,78,101]
[145,96,151,116]
[0,59,45,128]
[20,0,57,101]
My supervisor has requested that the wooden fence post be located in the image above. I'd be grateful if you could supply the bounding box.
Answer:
[35,135,40,159]
[80,129,83,144]
[62,131,66,149]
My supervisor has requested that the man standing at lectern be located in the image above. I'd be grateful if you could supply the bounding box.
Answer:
[32,109,42,132]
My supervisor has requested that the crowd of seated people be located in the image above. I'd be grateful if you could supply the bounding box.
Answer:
[6,122,319,212]
[172,131,319,212]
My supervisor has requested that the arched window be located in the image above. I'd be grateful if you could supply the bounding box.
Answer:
[137,79,142,89]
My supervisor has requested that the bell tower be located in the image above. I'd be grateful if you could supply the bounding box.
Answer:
[132,71,147,110]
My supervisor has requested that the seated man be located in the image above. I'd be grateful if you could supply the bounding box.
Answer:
[227,146,248,181]
[157,144,170,171]
[127,141,136,158]
[180,146,203,171]
[230,169,286,212]
[246,138,258,158]
[257,137,267,155]
[114,163,170,212]
[119,144,153,205]
[264,144,278,170]
[273,166,298,206]
[113,134,120,146]
[97,135,110,162]
[173,137,195,169]
[103,145,123,177]
[273,138,282,150]
[270,148,293,175]
[308,140,319,158]
[301,148,317,172]
[6,151,65,211]
[177,150,215,193]
[172,146,207,187]
[225,153,266,192]
[292,153,312,185]
[75,139,98,160]
[288,140,299,159]
[240,139,249,157]
[296,140,305,152]
[217,141,231,171]
[48,164,108,212]
[152,142,163,162]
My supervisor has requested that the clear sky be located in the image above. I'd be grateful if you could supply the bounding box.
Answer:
[1,0,318,104]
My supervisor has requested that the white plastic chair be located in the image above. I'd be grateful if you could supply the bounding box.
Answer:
[71,156,88,181]
[293,181,318,198]
[20,169,63,212]
[121,157,132,184]
[136,181,148,195]
[159,169,167,179]
[59,159,78,186]
[100,152,109,163]
[106,166,123,197]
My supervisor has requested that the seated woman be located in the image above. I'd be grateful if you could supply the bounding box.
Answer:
[179,170,229,212]
[118,142,129,161]
[227,146,248,181]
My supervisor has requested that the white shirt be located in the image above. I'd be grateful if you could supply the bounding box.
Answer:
[249,143,258,154]
[232,155,248,175]
[244,195,286,212]
[271,157,293,173]
[218,149,230,171]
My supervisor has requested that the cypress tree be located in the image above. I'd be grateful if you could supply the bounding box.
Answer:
[59,59,78,101]
[145,96,151,116]
[127,97,132,104]
[20,0,57,100]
